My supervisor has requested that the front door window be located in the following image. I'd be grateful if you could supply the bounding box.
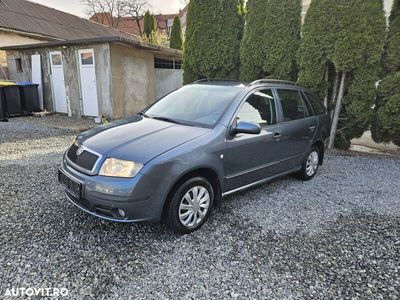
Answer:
[237,89,277,126]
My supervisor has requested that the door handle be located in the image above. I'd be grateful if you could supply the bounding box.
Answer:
[309,125,316,132]
[273,132,282,140]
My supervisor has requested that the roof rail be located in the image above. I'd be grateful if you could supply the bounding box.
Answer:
[249,79,302,87]
[193,78,241,84]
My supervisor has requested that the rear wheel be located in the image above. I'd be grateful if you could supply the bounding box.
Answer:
[296,146,320,181]
[164,177,214,234]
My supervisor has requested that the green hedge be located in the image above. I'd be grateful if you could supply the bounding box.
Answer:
[183,0,243,84]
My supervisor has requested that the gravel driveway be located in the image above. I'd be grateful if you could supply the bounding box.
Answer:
[0,118,399,299]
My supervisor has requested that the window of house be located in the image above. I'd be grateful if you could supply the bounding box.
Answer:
[51,53,62,66]
[277,89,309,121]
[16,58,23,73]
[174,60,182,69]
[155,58,174,69]
[237,89,276,126]
[154,58,183,69]
[304,92,326,115]
[80,52,94,65]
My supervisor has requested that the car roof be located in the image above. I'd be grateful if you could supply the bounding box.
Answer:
[191,78,307,90]
[193,80,245,87]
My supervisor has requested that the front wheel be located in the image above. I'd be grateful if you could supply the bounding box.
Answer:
[296,146,320,181]
[164,177,214,234]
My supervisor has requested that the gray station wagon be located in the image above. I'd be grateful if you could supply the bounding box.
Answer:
[58,79,331,234]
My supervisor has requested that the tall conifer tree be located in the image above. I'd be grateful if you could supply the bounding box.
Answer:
[240,0,268,81]
[170,16,183,50]
[262,0,301,81]
[372,0,400,146]
[240,0,301,82]
[143,10,156,37]
[183,0,244,83]
[299,0,386,149]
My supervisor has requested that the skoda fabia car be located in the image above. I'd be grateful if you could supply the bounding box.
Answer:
[59,79,331,234]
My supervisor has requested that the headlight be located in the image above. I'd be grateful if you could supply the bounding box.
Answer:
[99,158,143,178]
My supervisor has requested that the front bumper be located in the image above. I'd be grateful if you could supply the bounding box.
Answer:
[59,161,164,223]
[64,189,153,223]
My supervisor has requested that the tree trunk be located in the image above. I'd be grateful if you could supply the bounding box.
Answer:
[328,71,346,149]
[323,64,329,108]
[330,71,340,120]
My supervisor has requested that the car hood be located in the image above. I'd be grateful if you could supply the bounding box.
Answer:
[77,116,210,164]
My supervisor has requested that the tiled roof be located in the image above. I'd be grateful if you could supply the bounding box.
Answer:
[0,0,140,42]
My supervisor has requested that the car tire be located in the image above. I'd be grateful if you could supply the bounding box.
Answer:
[164,177,214,234]
[296,146,320,181]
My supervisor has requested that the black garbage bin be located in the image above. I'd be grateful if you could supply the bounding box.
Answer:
[0,87,6,121]
[1,85,22,117]
[18,82,40,115]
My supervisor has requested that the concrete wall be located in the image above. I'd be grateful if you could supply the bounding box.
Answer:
[60,47,80,116]
[155,69,183,99]
[94,44,112,118]
[6,51,31,82]
[110,43,156,119]
[59,44,112,117]
[0,52,8,79]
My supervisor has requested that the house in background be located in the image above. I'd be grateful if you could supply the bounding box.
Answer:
[0,0,183,119]
[90,5,188,39]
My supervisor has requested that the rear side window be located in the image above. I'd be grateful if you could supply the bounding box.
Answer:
[237,89,276,126]
[305,92,326,115]
[277,89,309,121]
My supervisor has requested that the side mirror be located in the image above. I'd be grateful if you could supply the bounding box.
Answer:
[234,121,261,135]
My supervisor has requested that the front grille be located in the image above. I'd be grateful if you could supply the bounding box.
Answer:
[67,143,99,172]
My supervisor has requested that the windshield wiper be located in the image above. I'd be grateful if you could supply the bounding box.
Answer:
[138,112,150,118]
[151,116,185,125]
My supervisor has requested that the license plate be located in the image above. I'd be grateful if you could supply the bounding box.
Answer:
[58,169,82,199]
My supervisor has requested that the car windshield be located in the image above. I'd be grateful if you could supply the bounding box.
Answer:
[144,84,245,127]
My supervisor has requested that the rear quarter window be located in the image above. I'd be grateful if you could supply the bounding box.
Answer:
[277,89,310,121]
[304,92,326,115]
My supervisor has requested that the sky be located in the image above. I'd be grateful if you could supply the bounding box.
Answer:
[30,0,393,19]
[30,0,186,18]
